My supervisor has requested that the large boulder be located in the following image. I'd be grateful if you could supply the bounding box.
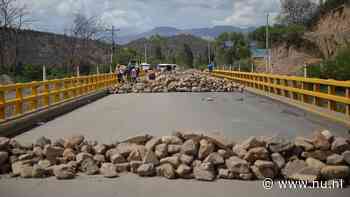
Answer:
[305,157,326,170]
[168,145,182,154]
[217,168,237,179]
[302,150,333,161]
[176,164,192,178]
[80,158,99,175]
[267,137,294,153]
[93,144,107,155]
[326,154,344,165]
[204,153,224,166]
[43,146,64,163]
[32,164,48,178]
[145,137,161,151]
[0,151,9,165]
[160,156,180,167]
[312,132,330,151]
[155,144,168,158]
[76,152,93,164]
[122,134,152,145]
[203,133,233,149]
[143,150,160,166]
[251,160,276,179]
[240,136,265,150]
[271,153,285,169]
[295,137,314,151]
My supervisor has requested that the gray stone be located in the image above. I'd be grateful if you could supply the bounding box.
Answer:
[193,162,216,181]
[204,133,233,149]
[111,153,126,164]
[64,135,84,148]
[127,149,143,162]
[267,137,294,153]
[204,152,224,165]
[137,164,155,177]
[155,144,168,158]
[0,137,10,150]
[145,137,161,151]
[32,164,47,178]
[295,137,315,151]
[331,137,350,154]
[161,136,183,145]
[217,168,237,179]
[343,151,350,165]
[43,146,64,163]
[321,165,350,180]
[321,130,334,141]
[244,147,269,163]
[53,164,75,179]
[100,163,118,178]
[0,151,9,165]
[180,154,194,165]
[302,150,333,161]
[93,154,106,164]
[282,159,308,179]
[115,163,130,172]
[198,139,215,160]
[306,157,326,170]
[289,167,320,182]
[271,153,285,169]
[76,152,93,164]
[130,161,143,173]
[327,154,344,165]
[80,158,99,175]
[143,150,159,165]
[156,163,176,179]
[35,137,51,148]
[160,156,180,167]
[241,136,265,150]
[252,160,276,179]
[225,156,250,174]
[20,165,33,178]
[18,153,34,161]
[63,148,76,161]
[94,144,107,154]
[174,130,202,141]
[239,173,254,180]
[176,164,192,177]
[232,145,248,158]
[168,145,182,154]
[181,139,198,156]
[11,161,31,176]
[38,160,51,169]
[33,147,44,157]
[312,132,331,151]
[122,134,152,145]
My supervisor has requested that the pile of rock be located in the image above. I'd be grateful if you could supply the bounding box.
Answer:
[0,130,349,183]
[110,71,242,94]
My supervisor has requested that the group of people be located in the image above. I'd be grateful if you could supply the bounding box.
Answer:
[115,64,140,83]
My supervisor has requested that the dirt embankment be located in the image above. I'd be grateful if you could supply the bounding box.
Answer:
[268,4,350,76]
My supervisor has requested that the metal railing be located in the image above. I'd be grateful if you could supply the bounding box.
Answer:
[213,69,350,121]
[0,73,116,122]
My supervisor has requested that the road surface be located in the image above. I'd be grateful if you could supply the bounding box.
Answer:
[1,92,349,197]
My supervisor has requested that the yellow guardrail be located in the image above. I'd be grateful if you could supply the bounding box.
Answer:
[0,73,116,122]
[213,69,350,122]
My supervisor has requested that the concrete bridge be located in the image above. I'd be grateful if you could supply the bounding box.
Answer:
[0,70,349,197]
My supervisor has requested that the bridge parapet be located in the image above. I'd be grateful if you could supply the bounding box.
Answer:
[213,69,350,125]
[0,73,116,122]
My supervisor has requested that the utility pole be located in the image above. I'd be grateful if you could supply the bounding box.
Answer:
[266,13,270,73]
[144,44,148,63]
[42,65,47,81]
[107,26,120,67]
[208,40,211,64]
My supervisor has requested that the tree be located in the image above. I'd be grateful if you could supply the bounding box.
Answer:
[183,44,194,68]
[0,0,31,72]
[279,0,319,25]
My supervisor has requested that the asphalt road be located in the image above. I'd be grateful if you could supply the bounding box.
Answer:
[1,92,350,197]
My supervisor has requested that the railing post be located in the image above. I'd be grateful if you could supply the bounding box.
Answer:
[301,82,307,103]
[31,82,38,111]
[15,84,23,115]
[0,88,5,120]
[63,79,69,100]
[313,84,320,106]
[54,81,61,104]
[328,85,336,111]
[346,87,350,116]
[43,82,50,107]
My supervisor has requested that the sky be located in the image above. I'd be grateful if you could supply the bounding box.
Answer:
[21,0,282,36]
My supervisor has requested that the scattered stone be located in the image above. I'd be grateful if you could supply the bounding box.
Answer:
[111,153,126,164]
[32,164,48,178]
[143,150,159,165]
[181,139,198,156]
[80,158,99,175]
[295,137,314,151]
[289,167,320,182]
[122,134,152,145]
[241,136,265,150]
[204,133,233,149]
[63,148,76,161]
[100,163,118,178]
[331,137,350,154]
[20,165,33,178]
[0,137,10,150]
[312,132,331,150]
[160,156,180,167]
[155,144,168,158]
[43,146,64,163]
[115,163,130,173]
[157,163,176,179]
[94,144,107,154]
[343,151,350,165]
[321,165,350,180]
[0,151,9,165]
[176,164,192,177]
[18,153,34,161]
[232,145,248,158]
[251,160,276,179]
[244,147,270,163]
[218,169,236,179]
[53,164,75,179]
[137,164,155,177]
[38,160,51,169]
[161,136,183,145]
[267,137,294,153]
[80,145,93,153]
[93,154,106,164]
[271,153,285,169]
[130,161,143,173]
[35,136,51,148]
[321,130,334,141]
[302,150,333,161]
[193,162,216,181]
[145,137,161,151]
[204,152,224,165]
[33,147,44,158]
[306,157,326,170]
[198,139,215,160]
[168,145,182,154]
[64,135,84,148]
[217,149,232,159]
[327,154,344,165]
[76,152,93,164]
[225,156,250,174]
[282,159,308,179]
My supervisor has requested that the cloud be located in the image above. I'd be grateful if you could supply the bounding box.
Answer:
[19,0,281,35]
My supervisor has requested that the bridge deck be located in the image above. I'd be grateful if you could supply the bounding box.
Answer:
[3,92,350,197]
[15,92,348,143]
